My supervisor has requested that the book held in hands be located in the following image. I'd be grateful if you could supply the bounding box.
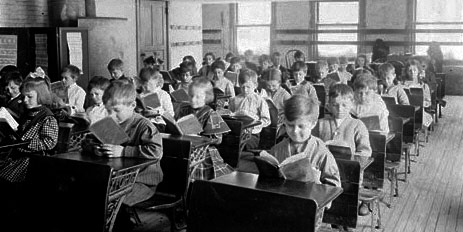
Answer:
[50,81,68,103]
[139,93,162,110]
[225,72,239,86]
[162,113,203,135]
[170,88,190,103]
[254,150,321,182]
[0,107,20,142]
[88,117,130,145]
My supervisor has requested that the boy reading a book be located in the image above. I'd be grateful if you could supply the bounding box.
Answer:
[107,58,127,81]
[138,67,174,132]
[86,76,110,124]
[268,94,340,186]
[176,78,233,180]
[83,81,163,230]
[378,63,409,105]
[313,84,371,157]
[351,74,389,133]
[265,68,291,126]
[229,69,271,149]
[61,65,86,115]
[290,61,319,102]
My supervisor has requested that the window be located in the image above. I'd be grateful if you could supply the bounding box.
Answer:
[236,2,271,55]
[415,0,463,60]
[317,1,359,58]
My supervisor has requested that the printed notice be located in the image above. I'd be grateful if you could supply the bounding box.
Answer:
[0,35,17,70]
[35,34,48,70]
[67,32,83,73]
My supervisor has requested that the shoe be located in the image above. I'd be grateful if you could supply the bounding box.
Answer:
[358,202,370,216]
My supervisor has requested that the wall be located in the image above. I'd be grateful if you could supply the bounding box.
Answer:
[202,3,232,60]
[79,0,137,78]
[0,0,49,27]
[168,1,203,69]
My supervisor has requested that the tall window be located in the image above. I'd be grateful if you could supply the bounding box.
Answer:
[415,0,463,60]
[236,2,271,55]
[317,1,359,58]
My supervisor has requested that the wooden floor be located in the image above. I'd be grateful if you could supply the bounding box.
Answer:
[134,96,463,232]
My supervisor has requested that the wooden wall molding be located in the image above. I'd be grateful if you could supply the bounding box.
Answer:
[170,41,202,47]
[170,25,202,30]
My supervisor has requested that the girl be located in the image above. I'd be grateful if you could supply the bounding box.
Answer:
[211,60,235,97]
[182,55,198,76]
[4,72,26,121]
[198,52,215,80]
[176,78,233,180]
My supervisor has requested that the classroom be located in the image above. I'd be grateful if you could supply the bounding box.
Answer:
[0,0,462,231]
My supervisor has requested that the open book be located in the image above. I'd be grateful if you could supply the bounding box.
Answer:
[0,107,20,142]
[170,88,190,103]
[50,81,68,103]
[139,93,162,111]
[225,71,239,86]
[254,150,320,182]
[162,113,203,135]
[88,117,130,145]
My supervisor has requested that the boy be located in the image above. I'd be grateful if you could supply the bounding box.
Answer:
[107,58,130,81]
[269,94,340,187]
[265,68,291,123]
[229,69,271,149]
[351,74,389,133]
[378,63,409,105]
[61,65,86,115]
[290,61,319,102]
[86,76,110,124]
[86,81,163,230]
[312,84,371,157]
[338,56,353,85]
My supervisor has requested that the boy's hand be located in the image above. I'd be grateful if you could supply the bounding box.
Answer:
[99,144,124,158]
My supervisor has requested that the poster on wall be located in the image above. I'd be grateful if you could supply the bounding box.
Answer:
[66,32,83,73]
[0,35,18,71]
[35,34,49,71]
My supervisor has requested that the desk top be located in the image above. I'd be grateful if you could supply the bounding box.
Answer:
[222,115,262,130]
[212,171,343,209]
[400,117,411,125]
[53,151,157,172]
[0,141,30,151]
[369,131,395,143]
[161,133,213,148]
[333,154,374,171]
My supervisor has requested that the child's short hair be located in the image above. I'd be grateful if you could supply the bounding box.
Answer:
[238,68,258,86]
[179,61,194,74]
[22,79,52,105]
[139,67,162,85]
[143,56,156,66]
[272,51,282,58]
[6,72,23,86]
[107,58,124,71]
[378,63,395,79]
[103,81,137,106]
[258,54,272,66]
[211,60,226,71]
[188,77,214,104]
[294,50,305,60]
[353,73,377,91]
[355,54,369,65]
[183,55,196,66]
[266,68,282,82]
[291,61,307,73]
[87,76,110,92]
[339,56,348,65]
[329,84,354,101]
[203,52,215,63]
[62,65,81,80]
[284,95,319,123]
[327,57,340,65]
[316,60,328,70]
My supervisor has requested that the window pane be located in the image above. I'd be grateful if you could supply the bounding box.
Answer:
[237,27,270,55]
[416,45,463,60]
[319,2,359,24]
[416,33,463,43]
[318,33,357,42]
[416,0,463,22]
[416,24,463,30]
[319,25,358,31]
[238,2,271,25]
[318,45,357,58]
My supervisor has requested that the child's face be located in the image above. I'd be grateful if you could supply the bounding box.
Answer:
[385,70,396,86]
[106,102,135,124]
[317,66,328,79]
[266,80,280,93]
[240,80,256,96]
[144,79,159,93]
[109,68,124,80]
[339,63,348,71]
[407,65,419,81]
[262,61,272,70]
[329,96,353,119]
[272,55,281,66]
[190,87,206,109]
[205,55,214,65]
[213,68,225,80]
[23,90,40,109]
[230,63,241,72]
[329,64,339,73]
[284,115,316,143]
[293,70,306,84]
[354,87,373,104]
[61,71,76,87]
[357,57,365,67]
[181,72,193,83]
[90,88,105,105]
[7,81,20,97]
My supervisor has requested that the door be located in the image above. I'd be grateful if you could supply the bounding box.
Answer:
[137,0,168,71]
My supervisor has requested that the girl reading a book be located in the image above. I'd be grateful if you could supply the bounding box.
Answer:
[176,77,233,180]
[211,60,235,98]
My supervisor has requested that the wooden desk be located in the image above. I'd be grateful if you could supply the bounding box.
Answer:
[333,154,374,172]
[188,171,342,232]
[25,152,157,232]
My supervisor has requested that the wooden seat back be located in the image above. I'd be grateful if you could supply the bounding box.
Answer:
[217,119,243,168]
[323,159,360,228]
[387,116,404,162]
[386,104,415,144]
[364,132,386,189]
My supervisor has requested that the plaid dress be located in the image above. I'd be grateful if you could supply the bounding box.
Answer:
[177,105,234,180]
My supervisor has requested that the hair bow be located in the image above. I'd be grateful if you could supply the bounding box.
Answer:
[29,67,46,79]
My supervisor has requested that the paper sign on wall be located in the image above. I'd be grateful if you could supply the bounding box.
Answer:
[67,32,83,73]
[35,34,48,70]
[0,35,17,70]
